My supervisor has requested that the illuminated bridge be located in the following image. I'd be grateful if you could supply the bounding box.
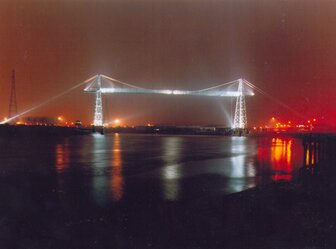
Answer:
[0,73,256,128]
[84,74,255,129]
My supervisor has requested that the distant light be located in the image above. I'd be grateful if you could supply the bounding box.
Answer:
[115,119,120,124]
[313,118,317,122]
[57,116,63,121]
[307,120,311,124]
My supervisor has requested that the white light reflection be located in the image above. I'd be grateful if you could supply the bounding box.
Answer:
[246,161,256,178]
[92,134,109,206]
[161,137,183,201]
[228,138,256,192]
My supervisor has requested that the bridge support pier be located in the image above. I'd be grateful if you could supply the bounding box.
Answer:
[93,74,104,133]
[233,79,247,129]
[94,90,103,126]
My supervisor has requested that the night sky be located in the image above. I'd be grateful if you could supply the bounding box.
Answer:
[1,0,336,126]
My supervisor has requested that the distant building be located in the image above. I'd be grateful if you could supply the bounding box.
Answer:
[75,120,82,127]
[24,116,57,125]
[199,126,216,132]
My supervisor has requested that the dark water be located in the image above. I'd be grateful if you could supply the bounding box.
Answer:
[0,134,303,203]
[0,134,305,248]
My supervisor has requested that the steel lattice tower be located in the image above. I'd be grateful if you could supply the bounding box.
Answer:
[8,70,18,119]
[233,79,247,129]
[93,74,103,126]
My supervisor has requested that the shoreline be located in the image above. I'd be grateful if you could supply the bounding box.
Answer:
[2,124,336,139]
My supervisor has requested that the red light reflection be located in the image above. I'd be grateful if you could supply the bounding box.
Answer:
[55,141,70,173]
[258,138,294,181]
[270,138,293,181]
[111,133,123,201]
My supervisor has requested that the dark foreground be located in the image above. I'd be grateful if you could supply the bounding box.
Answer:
[1,169,336,249]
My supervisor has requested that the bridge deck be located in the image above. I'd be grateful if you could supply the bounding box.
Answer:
[84,88,254,97]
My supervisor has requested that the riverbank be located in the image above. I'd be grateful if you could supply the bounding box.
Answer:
[220,180,334,248]
[0,124,93,136]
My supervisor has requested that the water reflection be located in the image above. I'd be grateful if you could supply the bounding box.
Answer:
[111,133,123,201]
[229,138,256,192]
[91,133,124,204]
[92,134,110,206]
[304,141,319,167]
[0,134,309,210]
[230,138,247,178]
[301,139,323,175]
[55,140,70,173]
[270,138,293,181]
[161,137,183,201]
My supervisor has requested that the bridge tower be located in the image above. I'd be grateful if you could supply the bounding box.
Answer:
[93,74,103,127]
[233,78,247,129]
[8,70,18,120]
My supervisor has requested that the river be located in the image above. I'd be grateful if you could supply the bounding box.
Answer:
[0,134,305,248]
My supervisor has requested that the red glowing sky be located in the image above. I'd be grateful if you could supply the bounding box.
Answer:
[1,0,336,126]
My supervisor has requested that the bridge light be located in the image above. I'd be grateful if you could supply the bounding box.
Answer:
[100,88,114,93]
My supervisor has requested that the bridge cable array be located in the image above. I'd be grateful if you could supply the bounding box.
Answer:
[0,76,97,125]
